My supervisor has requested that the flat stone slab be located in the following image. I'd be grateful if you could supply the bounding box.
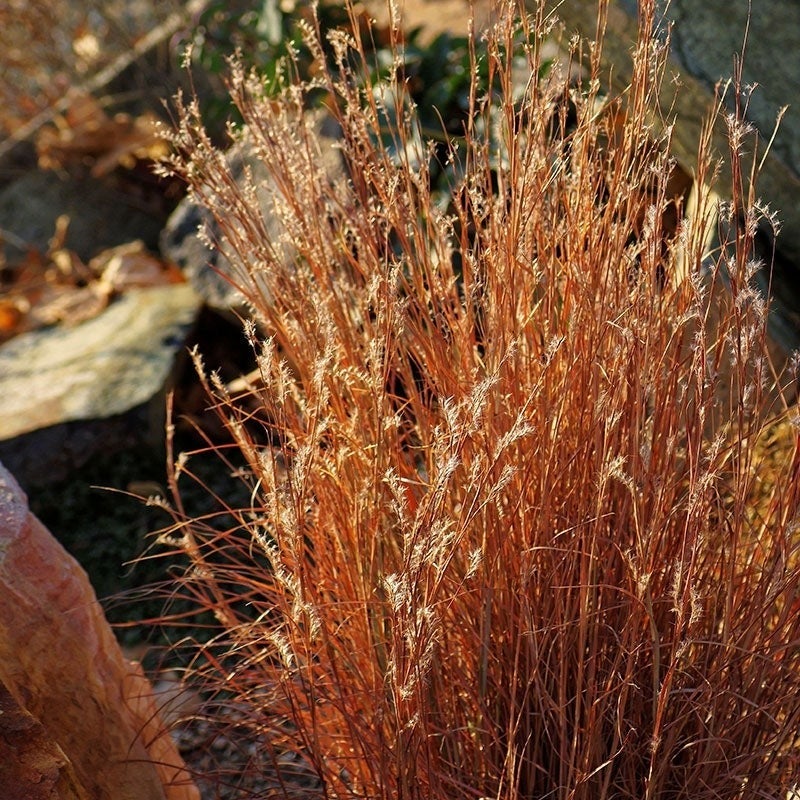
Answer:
[0,284,200,486]
[0,284,199,439]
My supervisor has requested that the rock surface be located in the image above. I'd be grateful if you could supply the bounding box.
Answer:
[648,0,800,354]
[553,0,800,362]
[0,284,201,487]
[0,461,199,800]
[0,678,88,800]
[619,0,800,181]
[0,169,166,261]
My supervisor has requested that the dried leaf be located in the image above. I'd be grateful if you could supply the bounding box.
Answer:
[29,282,111,328]
[72,24,102,72]
[0,300,24,339]
[47,214,71,253]
[49,248,94,285]
[91,113,169,176]
[90,240,186,291]
[35,93,169,175]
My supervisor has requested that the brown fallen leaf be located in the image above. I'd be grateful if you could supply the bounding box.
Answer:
[0,209,185,340]
[91,240,186,292]
[0,300,24,341]
[28,282,112,328]
[28,240,186,328]
[36,92,169,176]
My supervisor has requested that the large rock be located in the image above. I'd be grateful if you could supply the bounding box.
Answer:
[627,0,800,353]
[0,678,87,800]
[555,0,800,256]
[0,170,165,262]
[0,284,201,487]
[619,0,800,181]
[0,461,199,800]
[550,0,800,360]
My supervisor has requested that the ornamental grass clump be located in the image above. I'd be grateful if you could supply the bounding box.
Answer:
[156,1,800,797]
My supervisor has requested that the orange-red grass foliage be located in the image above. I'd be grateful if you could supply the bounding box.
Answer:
[156,2,800,797]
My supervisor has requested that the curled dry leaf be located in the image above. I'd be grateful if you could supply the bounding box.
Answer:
[28,282,112,328]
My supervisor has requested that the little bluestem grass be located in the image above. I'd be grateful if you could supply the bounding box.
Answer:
[156,2,800,797]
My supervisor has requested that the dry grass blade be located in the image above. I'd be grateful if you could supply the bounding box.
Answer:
[154,1,800,797]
